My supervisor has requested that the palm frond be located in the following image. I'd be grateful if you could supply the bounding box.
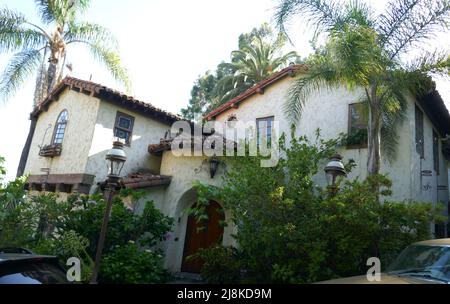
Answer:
[64,22,118,49]
[35,0,91,26]
[87,42,130,92]
[284,62,340,122]
[380,0,450,59]
[379,86,408,162]
[406,50,450,76]
[274,0,344,38]
[376,0,422,45]
[0,8,47,53]
[0,49,43,102]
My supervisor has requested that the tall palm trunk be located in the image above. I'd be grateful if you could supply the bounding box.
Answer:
[16,43,62,178]
[367,86,381,176]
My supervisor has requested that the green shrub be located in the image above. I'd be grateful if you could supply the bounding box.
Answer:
[193,132,445,283]
[100,242,171,284]
[0,162,174,283]
[193,246,241,284]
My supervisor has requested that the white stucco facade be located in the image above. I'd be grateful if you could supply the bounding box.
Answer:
[213,76,449,208]
[23,75,449,274]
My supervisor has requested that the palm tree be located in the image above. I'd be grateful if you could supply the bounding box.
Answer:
[214,25,298,104]
[275,0,450,176]
[0,0,130,177]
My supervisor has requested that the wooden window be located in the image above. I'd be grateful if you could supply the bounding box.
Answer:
[114,112,135,146]
[415,105,424,158]
[433,130,440,175]
[52,110,68,145]
[347,103,368,148]
[256,116,274,147]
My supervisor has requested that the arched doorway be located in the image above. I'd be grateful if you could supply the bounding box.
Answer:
[181,201,224,273]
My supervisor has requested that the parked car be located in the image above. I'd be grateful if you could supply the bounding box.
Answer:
[317,238,450,284]
[0,248,68,284]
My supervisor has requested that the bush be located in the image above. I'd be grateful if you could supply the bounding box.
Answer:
[193,246,241,284]
[100,242,171,284]
[193,132,445,283]
[0,162,174,283]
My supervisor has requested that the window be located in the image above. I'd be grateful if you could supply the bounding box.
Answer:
[433,130,440,175]
[415,105,424,158]
[114,112,134,145]
[347,103,368,148]
[256,116,274,147]
[52,110,68,145]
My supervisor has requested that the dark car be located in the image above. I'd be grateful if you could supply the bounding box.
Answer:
[316,238,450,284]
[0,248,68,284]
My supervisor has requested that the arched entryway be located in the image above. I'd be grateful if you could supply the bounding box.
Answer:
[181,201,224,273]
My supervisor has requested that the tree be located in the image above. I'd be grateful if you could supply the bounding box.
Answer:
[275,0,450,175]
[180,23,298,120]
[214,23,298,104]
[191,134,444,283]
[0,0,130,176]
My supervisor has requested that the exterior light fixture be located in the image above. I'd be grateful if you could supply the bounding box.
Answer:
[324,153,346,188]
[209,156,220,179]
[106,141,127,181]
[91,141,127,284]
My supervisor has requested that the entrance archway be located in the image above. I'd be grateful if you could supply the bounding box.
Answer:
[181,201,224,273]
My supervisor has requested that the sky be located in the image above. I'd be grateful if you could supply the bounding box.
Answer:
[0,0,449,182]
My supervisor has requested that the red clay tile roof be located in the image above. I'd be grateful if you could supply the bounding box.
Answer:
[31,77,183,125]
[204,64,307,120]
[120,171,172,189]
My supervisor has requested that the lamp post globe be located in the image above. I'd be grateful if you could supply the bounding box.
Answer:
[106,141,127,182]
[324,153,346,187]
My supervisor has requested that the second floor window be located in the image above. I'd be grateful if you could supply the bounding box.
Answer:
[256,116,274,147]
[114,111,135,146]
[52,110,68,145]
[347,103,368,148]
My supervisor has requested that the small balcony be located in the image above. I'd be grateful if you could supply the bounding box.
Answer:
[39,144,62,157]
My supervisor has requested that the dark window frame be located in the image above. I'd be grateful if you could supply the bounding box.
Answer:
[114,111,135,146]
[347,102,368,149]
[415,105,425,159]
[256,116,274,148]
[51,110,69,146]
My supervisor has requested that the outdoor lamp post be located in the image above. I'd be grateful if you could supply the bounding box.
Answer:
[324,153,346,195]
[90,141,127,284]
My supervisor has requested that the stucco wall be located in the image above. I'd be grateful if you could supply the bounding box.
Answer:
[24,90,100,176]
[213,77,449,205]
[158,152,234,272]
[85,101,171,189]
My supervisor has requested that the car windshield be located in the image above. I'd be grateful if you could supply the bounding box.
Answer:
[387,244,450,283]
[0,261,68,284]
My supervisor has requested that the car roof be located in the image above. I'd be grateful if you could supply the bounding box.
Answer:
[413,238,450,246]
[0,253,58,263]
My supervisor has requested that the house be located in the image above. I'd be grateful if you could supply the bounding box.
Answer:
[20,66,450,273]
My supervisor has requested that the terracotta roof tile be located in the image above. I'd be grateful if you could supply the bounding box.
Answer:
[204,64,306,120]
[120,171,172,189]
[31,77,184,125]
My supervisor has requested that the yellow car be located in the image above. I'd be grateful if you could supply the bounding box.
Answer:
[317,238,450,284]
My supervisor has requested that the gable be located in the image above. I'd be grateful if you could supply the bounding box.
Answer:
[31,77,183,126]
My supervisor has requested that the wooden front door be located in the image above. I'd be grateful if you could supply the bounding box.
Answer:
[181,201,224,273]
